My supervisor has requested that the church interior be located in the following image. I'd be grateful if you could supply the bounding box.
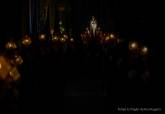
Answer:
[0,0,163,113]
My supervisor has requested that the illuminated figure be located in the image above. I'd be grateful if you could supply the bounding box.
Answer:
[90,16,97,37]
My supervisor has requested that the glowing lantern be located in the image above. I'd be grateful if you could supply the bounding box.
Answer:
[70,38,74,42]
[129,42,138,50]
[39,34,46,41]
[141,46,148,55]
[60,38,66,43]
[109,33,115,39]
[5,40,17,49]
[22,35,32,46]
[10,55,23,66]
[14,55,23,65]
[63,34,68,39]
[52,35,58,42]
[105,36,110,41]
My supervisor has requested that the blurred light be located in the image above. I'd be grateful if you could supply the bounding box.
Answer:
[52,36,58,41]
[63,34,68,39]
[5,41,17,49]
[59,21,62,25]
[39,34,46,41]
[60,27,65,33]
[14,55,23,65]
[0,56,12,80]
[22,35,32,46]
[9,67,20,81]
[105,36,110,41]
[70,38,74,42]
[50,29,54,35]
[117,38,121,43]
[57,5,65,12]
[86,27,90,34]
[60,38,66,42]
[10,55,23,65]
[129,42,138,50]
[110,34,115,39]
[141,46,148,55]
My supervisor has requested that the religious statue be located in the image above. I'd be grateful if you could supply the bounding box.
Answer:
[90,16,97,37]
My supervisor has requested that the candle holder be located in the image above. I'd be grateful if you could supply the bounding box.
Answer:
[22,35,32,47]
[5,40,17,50]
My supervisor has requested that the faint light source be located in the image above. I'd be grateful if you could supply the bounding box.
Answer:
[141,46,148,55]
[52,35,58,41]
[57,4,65,12]
[105,36,110,41]
[5,41,17,49]
[60,38,66,42]
[129,42,138,50]
[70,38,74,42]
[110,33,115,39]
[50,29,54,35]
[117,38,121,43]
[14,55,23,65]
[10,55,23,65]
[39,34,46,41]
[9,67,20,81]
[22,35,32,46]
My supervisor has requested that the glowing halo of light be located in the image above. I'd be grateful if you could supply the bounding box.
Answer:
[60,37,66,43]
[5,40,17,50]
[129,41,138,50]
[50,29,54,35]
[109,33,115,39]
[22,35,32,46]
[52,35,58,42]
[39,34,46,41]
[141,46,149,55]
[70,38,74,42]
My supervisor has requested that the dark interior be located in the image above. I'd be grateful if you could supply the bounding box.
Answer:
[0,0,163,113]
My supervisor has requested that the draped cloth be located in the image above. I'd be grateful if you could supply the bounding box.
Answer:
[49,0,56,32]
[38,0,50,33]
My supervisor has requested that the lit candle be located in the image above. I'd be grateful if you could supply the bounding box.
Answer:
[141,46,148,55]
[129,42,138,50]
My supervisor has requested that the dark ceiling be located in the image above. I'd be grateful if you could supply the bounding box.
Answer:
[0,0,163,44]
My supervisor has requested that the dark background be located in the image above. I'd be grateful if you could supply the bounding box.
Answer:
[0,0,163,42]
[0,0,164,113]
